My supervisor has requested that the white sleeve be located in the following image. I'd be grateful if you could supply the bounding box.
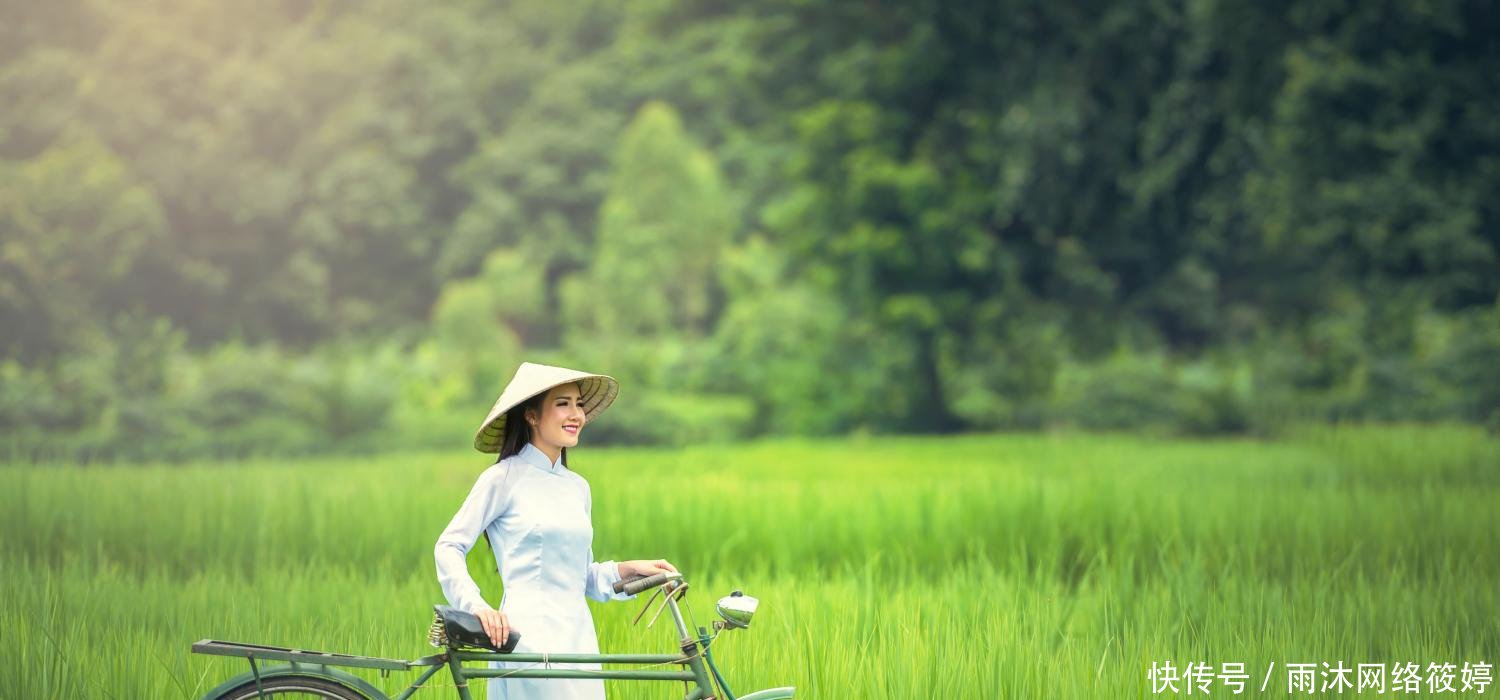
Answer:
[434,464,512,614]
[586,554,632,602]
[581,477,634,602]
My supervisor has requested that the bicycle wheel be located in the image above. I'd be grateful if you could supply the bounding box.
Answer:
[209,674,371,700]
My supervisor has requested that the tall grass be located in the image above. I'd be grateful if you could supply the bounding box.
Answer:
[2,425,1496,698]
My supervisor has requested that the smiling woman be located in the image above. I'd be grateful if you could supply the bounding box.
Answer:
[493,376,600,463]
[434,361,679,700]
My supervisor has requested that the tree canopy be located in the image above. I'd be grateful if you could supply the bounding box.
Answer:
[2,0,1497,459]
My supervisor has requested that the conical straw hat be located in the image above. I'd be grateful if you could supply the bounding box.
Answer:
[473,362,619,453]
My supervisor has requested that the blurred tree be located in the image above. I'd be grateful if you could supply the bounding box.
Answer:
[1249,0,1500,318]
[0,133,166,363]
[711,235,860,434]
[426,249,543,402]
[3,0,1499,457]
[561,101,736,375]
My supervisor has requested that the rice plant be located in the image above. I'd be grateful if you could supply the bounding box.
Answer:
[1,424,1495,698]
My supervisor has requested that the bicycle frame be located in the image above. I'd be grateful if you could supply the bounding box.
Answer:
[194,582,795,700]
[425,647,708,700]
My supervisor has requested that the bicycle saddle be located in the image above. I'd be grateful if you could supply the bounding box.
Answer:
[429,605,522,653]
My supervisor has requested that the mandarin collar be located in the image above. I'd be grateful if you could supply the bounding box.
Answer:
[518,442,567,474]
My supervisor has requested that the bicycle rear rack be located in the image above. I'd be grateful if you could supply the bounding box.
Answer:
[192,639,411,671]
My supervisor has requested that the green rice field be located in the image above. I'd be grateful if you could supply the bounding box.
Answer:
[2,425,1497,698]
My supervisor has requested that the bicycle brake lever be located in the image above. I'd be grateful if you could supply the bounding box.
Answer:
[632,587,664,627]
[645,582,689,629]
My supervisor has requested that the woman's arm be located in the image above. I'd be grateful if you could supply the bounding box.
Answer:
[584,557,680,601]
[434,464,513,614]
[585,555,633,602]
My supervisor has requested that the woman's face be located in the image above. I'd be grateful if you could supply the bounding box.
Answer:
[527,383,586,452]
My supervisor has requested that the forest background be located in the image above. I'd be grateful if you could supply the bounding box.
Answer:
[3,0,1499,461]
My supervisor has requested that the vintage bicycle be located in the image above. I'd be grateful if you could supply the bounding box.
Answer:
[191,571,795,700]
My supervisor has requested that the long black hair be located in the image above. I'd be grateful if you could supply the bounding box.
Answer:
[494,382,579,467]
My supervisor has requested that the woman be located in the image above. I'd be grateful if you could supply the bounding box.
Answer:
[435,361,677,700]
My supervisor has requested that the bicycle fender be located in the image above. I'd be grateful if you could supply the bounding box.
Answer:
[737,687,796,700]
[198,661,391,700]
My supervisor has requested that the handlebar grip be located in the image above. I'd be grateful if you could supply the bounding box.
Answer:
[613,572,670,596]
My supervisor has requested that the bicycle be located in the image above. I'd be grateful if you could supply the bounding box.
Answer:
[191,571,795,700]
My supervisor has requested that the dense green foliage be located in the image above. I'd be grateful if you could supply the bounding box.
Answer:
[2,0,1498,459]
[2,427,1496,697]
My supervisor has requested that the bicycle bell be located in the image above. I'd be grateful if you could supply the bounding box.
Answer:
[715,589,758,629]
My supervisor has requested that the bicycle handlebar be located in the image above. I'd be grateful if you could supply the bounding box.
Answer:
[613,572,673,596]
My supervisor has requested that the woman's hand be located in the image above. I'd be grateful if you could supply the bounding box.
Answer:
[474,607,511,648]
[619,559,679,579]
